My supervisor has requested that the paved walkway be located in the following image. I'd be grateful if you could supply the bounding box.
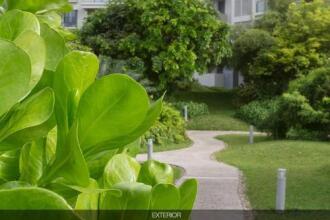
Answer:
[137,130,251,211]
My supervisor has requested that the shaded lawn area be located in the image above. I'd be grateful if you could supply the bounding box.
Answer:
[139,139,193,153]
[215,135,330,210]
[170,87,249,131]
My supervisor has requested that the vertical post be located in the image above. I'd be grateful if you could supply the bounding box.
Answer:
[147,139,153,161]
[276,168,286,211]
[249,125,254,144]
[184,105,188,122]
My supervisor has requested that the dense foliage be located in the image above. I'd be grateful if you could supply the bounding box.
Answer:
[172,101,209,119]
[143,102,186,146]
[80,0,231,91]
[237,67,330,139]
[234,0,330,99]
[0,0,197,215]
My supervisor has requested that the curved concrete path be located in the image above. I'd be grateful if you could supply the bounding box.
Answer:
[137,130,251,210]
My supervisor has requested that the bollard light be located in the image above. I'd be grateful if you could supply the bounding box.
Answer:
[249,125,254,144]
[147,138,153,160]
[276,168,286,211]
[184,105,188,122]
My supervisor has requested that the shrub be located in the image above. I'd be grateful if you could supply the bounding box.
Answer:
[172,101,209,119]
[236,98,286,137]
[277,67,330,139]
[143,102,186,146]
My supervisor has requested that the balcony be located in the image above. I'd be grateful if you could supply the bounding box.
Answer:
[80,0,109,9]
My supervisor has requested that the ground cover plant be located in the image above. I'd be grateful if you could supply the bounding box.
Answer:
[0,0,197,217]
[172,101,209,119]
[216,135,330,209]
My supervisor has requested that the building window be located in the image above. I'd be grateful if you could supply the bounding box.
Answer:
[234,0,252,17]
[217,0,225,14]
[256,0,267,13]
[63,10,78,27]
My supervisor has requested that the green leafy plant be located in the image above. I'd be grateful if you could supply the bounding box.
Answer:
[0,0,197,217]
[142,102,186,146]
[80,0,231,92]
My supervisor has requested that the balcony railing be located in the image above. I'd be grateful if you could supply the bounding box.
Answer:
[81,0,108,4]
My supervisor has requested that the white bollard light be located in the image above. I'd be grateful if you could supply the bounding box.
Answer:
[184,105,188,122]
[276,168,286,211]
[147,139,153,160]
[249,125,254,144]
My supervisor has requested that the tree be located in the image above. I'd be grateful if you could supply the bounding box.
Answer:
[235,0,330,99]
[80,0,231,91]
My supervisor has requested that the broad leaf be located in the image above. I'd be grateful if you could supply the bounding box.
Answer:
[100,182,151,210]
[19,140,45,185]
[77,74,149,154]
[0,181,31,189]
[53,51,99,145]
[0,88,55,144]
[122,138,141,157]
[40,22,68,71]
[151,184,180,210]
[44,123,89,187]
[14,31,46,91]
[103,153,140,187]
[0,9,40,41]
[0,39,30,117]
[0,187,72,209]
[179,179,198,210]
[87,149,118,179]
[138,160,174,186]
[0,150,20,182]
[6,0,72,13]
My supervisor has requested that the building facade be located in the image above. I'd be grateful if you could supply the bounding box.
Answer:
[64,0,268,88]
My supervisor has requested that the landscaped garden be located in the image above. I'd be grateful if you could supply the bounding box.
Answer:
[216,135,330,209]
[0,0,329,218]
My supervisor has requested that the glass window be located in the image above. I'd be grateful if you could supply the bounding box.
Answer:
[235,0,252,17]
[217,0,225,14]
[63,10,78,27]
[256,0,267,13]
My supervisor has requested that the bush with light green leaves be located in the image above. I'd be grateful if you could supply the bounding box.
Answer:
[0,0,197,217]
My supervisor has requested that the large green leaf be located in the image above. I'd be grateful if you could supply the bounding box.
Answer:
[40,22,68,71]
[0,39,30,117]
[94,97,163,156]
[14,31,46,91]
[151,184,180,210]
[0,9,40,41]
[53,51,99,145]
[44,123,89,187]
[75,178,99,210]
[0,88,55,145]
[6,0,72,13]
[179,179,198,210]
[138,160,174,186]
[0,187,72,209]
[103,153,140,188]
[100,182,151,210]
[0,150,20,182]
[77,74,149,153]
[19,140,45,185]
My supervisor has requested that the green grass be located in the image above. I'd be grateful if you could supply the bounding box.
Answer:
[140,139,193,153]
[170,87,249,131]
[215,135,330,210]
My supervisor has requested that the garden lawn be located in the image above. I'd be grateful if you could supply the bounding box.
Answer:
[215,135,330,210]
[140,139,193,153]
[170,87,249,131]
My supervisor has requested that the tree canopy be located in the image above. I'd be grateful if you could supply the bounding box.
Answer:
[80,0,231,91]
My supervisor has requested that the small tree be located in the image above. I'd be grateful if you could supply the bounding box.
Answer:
[234,0,330,99]
[80,0,231,91]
